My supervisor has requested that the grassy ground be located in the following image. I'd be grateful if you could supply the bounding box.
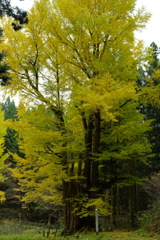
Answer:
[0,221,160,240]
[1,231,160,240]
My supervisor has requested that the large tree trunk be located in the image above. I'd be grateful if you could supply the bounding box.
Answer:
[108,158,117,230]
[63,156,84,234]
[83,114,93,192]
[63,110,101,233]
[89,111,101,229]
[91,110,100,191]
[128,158,136,230]
[110,186,117,230]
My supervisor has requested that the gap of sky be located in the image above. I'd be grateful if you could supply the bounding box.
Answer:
[11,0,160,47]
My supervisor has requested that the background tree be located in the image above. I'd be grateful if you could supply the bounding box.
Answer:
[135,43,160,233]
[0,28,10,85]
[138,42,160,173]
[0,98,23,216]
[0,0,28,30]
[2,97,19,155]
[139,172,160,233]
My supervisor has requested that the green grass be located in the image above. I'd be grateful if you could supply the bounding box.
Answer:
[2,231,160,240]
[0,221,160,240]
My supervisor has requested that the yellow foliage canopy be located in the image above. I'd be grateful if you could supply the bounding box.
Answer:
[0,0,152,222]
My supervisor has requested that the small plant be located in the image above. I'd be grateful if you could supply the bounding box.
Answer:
[138,172,160,233]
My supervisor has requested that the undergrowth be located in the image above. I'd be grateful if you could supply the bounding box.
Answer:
[0,220,160,240]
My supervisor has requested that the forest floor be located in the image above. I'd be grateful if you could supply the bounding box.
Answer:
[0,230,160,240]
[0,221,160,240]
[0,231,160,240]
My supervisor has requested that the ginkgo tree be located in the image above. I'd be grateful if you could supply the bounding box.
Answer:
[1,0,152,232]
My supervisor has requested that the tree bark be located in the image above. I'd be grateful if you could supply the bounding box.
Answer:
[83,114,94,191]
[128,158,136,230]
[91,110,101,192]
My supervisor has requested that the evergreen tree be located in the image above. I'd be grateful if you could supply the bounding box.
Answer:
[2,97,19,155]
[0,29,10,85]
[139,42,160,173]
[0,98,22,212]
[0,0,28,30]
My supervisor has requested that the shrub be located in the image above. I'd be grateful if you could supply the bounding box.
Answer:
[139,172,160,233]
